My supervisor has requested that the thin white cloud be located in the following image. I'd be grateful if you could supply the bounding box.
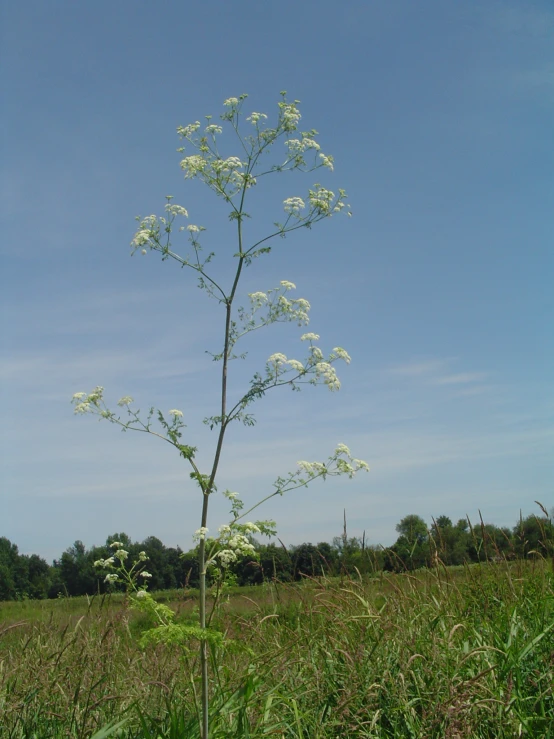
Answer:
[434,372,488,385]
[388,359,451,377]
[387,359,489,389]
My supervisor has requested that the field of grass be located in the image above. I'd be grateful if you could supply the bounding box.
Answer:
[1,560,553,738]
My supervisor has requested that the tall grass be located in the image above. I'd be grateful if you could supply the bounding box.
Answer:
[1,561,552,737]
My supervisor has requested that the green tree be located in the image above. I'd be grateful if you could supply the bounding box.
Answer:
[57,540,98,596]
[396,515,428,546]
[513,514,553,560]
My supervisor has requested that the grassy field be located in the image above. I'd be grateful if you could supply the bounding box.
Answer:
[1,561,553,738]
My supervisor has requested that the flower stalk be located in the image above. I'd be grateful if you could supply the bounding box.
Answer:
[72,92,367,739]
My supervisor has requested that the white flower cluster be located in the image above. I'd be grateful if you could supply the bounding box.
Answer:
[279,101,301,131]
[283,197,306,215]
[168,409,183,418]
[330,347,351,363]
[308,185,335,215]
[72,386,105,414]
[246,112,268,125]
[165,203,189,217]
[117,396,133,406]
[223,97,239,107]
[266,352,306,376]
[319,153,334,171]
[94,557,115,568]
[248,291,268,307]
[286,137,320,154]
[245,282,310,329]
[212,156,243,172]
[177,121,201,138]
[205,124,223,135]
[180,154,208,179]
[264,332,351,392]
[312,360,341,391]
[130,214,160,253]
[296,444,369,483]
[207,522,260,569]
[193,527,209,541]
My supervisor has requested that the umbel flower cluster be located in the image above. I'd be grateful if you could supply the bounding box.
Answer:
[93,541,152,591]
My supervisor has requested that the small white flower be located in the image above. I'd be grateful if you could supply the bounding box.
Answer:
[138,551,148,561]
[177,122,201,137]
[169,409,183,418]
[335,443,351,456]
[223,156,242,170]
[105,573,119,583]
[246,112,268,124]
[217,549,237,567]
[187,225,201,233]
[267,353,288,365]
[223,97,239,107]
[287,359,305,372]
[72,392,87,400]
[287,137,320,153]
[280,102,301,131]
[283,197,305,214]
[139,571,153,578]
[135,590,148,599]
[180,155,207,178]
[308,186,334,214]
[114,549,129,561]
[301,333,320,342]
[93,559,105,568]
[249,291,268,305]
[117,396,133,406]
[205,124,223,135]
[165,204,189,217]
[332,347,351,364]
[309,346,324,361]
[194,527,209,541]
[131,229,152,247]
[73,402,90,414]
[319,153,334,171]
[110,541,124,549]
[280,280,296,291]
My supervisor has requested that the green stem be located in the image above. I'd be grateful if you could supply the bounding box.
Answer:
[198,177,248,739]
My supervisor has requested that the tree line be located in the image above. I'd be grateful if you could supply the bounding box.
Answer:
[1,509,552,601]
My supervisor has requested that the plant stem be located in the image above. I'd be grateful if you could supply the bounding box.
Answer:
[197,198,246,738]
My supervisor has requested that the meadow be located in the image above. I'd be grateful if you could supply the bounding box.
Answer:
[1,560,553,738]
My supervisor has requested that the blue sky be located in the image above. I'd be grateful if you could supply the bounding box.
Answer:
[1,1,552,562]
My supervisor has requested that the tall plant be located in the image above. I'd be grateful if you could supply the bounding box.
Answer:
[72,92,368,738]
